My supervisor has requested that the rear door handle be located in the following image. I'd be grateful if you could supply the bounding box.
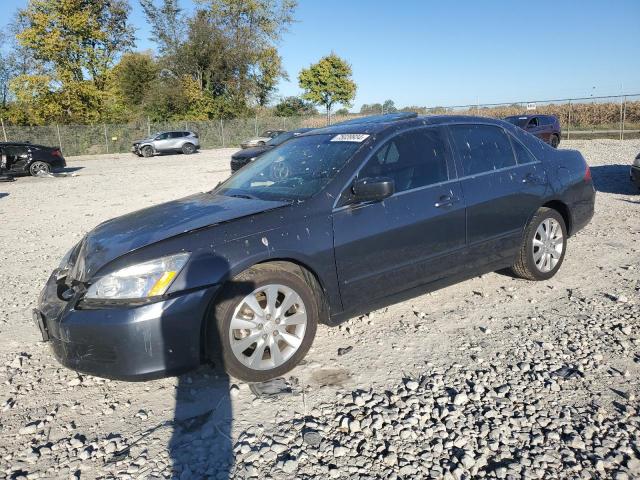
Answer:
[434,194,459,208]
[523,173,544,184]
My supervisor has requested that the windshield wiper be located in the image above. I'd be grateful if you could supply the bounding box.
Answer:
[227,193,258,200]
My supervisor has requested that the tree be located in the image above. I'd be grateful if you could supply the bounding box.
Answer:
[382,99,397,114]
[12,0,134,123]
[274,96,316,117]
[360,103,382,115]
[298,53,356,124]
[112,52,159,108]
[141,0,295,116]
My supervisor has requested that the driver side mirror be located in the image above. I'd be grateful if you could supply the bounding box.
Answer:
[352,177,395,203]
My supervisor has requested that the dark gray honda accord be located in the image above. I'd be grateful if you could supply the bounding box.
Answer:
[34,113,595,382]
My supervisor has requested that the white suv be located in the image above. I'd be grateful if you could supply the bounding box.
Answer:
[132,131,200,157]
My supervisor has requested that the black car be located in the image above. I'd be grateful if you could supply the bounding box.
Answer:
[504,114,562,148]
[632,152,640,188]
[230,128,314,172]
[35,114,595,382]
[0,142,66,176]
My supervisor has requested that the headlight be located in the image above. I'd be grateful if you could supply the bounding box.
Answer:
[85,252,190,300]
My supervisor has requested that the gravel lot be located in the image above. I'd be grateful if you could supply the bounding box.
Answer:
[0,140,639,480]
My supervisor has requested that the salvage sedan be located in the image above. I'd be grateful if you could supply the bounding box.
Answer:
[35,114,595,382]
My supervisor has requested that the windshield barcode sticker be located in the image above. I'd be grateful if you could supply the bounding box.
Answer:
[330,134,370,143]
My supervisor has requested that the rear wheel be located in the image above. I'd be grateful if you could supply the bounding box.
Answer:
[141,146,154,157]
[208,262,319,382]
[182,143,196,154]
[29,161,51,176]
[550,134,560,148]
[510,207,567,280]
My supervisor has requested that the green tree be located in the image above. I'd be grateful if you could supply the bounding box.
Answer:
[141,0,295,117]
[112,52,159,108]
[382,99,397,114]
[360,103,382,115]
[12,0,134,124]
[274,96,315,117]
[299,53,356,124]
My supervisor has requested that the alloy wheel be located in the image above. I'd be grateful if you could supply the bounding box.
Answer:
[532,218,563,272]
[229,283,307,371]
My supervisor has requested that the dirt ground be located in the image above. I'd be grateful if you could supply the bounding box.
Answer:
[0,140,639,479]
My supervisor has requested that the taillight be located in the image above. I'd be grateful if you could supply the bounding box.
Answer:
[52,149,62,157]
[584,164,592,182]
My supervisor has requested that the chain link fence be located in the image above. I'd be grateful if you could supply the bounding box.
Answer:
[424,94,640,141]
[1,94,639,157]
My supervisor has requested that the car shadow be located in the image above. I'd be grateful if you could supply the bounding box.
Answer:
[160,257,259,478]
[59,167,84,173]
[590,164,639,195]
[0,193,8,199]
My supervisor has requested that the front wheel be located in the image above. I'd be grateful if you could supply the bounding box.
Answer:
[208,262,319,382]
[550,134,560,148]
[141,146,154,158]
[510,207,567,281]
[29,161,51,176]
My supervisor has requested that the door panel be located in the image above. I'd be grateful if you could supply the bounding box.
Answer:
[448,124,548,269]
[333,183,466,307]
[332,126,467,309]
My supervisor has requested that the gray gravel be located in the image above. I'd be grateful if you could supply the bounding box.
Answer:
[0,140,638,479]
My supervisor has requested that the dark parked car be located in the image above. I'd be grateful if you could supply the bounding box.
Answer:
[35,114,595,382]
[632,153,640,188]
[504,114,561,148]
[0,142,66,176]
[230,128,313,172]
[132,131,200,157]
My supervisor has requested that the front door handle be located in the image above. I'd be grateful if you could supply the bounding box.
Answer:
[434,194,459,208]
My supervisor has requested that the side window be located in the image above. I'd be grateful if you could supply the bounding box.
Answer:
[156,133,169,140]
[527,117,539,128]
[450,125,516,176]
[359,127,450,193]
[510,137,538,164]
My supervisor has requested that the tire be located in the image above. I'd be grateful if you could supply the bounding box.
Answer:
[510,207,567,281]
[208,262,319,382]
[141,146,154,158]
[29,161,51,176]
[182,143,196,154]
[550,134,560,148]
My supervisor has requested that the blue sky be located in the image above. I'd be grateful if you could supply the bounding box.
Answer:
[2,0,639,110]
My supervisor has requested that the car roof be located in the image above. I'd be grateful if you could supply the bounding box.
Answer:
[0,141,50,148]
[302,114,513,136]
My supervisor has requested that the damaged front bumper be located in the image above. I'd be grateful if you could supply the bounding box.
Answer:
[35,269,218,381]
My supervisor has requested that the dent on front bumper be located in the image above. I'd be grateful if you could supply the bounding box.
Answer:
[36,270,218,381]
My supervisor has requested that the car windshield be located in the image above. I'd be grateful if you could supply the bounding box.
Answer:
[266,131,296,146]
[217,134,363,201]
[504,116,529,128]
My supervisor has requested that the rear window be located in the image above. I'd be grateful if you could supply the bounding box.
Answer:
[510,137,538,164]
[450,125,516,176]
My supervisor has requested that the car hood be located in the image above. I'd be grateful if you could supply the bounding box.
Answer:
[69,192,288,281]
[232,145,272,160]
